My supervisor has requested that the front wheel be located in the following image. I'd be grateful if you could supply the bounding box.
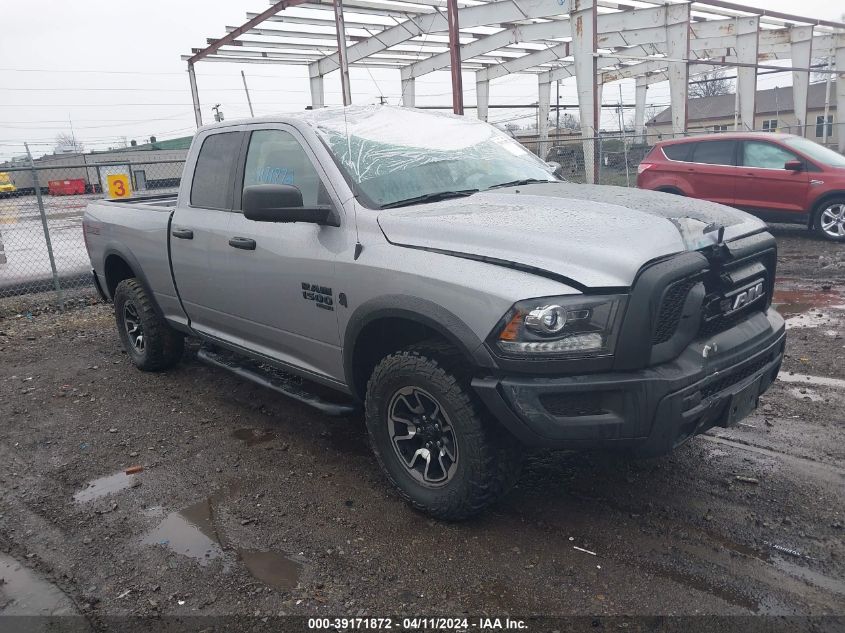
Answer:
[365,343,521,520]
[814,198,845,242]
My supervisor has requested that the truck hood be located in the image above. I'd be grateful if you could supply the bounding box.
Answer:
[376,183,766,288]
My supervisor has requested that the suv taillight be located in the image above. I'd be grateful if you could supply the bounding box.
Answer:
[637,163,654,175]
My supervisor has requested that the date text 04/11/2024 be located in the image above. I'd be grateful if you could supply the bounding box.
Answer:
[307,618,528,630]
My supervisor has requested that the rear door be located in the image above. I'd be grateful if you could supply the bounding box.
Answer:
[169,129,246,340]
[687,139,738,206]
[736,140,810,218]
[222,125,347,381]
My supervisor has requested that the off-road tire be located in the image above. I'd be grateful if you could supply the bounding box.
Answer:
[813,197,845,242]
[114,278,184,371]
[365,341,521,520]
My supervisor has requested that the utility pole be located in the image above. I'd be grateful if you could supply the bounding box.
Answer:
[241,71,255,117]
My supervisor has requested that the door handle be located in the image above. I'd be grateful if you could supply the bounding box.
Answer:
[228,237,256,250]
[171,228,193,239]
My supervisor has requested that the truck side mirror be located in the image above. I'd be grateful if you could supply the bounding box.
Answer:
[784,160,803,171]
[243,184,334,225]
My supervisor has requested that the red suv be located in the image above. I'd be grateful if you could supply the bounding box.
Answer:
[637,133,845,242]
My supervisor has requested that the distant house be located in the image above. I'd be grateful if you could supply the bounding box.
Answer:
[646,82,838,146]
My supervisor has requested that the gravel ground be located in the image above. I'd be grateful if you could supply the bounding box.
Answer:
[0,225,843,632]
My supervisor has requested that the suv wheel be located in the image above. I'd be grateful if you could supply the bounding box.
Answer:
[365,342,521,520]
[114,278,184,371]
[814,198,845,242]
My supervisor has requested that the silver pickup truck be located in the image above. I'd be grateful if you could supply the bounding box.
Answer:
[84,106,785,519]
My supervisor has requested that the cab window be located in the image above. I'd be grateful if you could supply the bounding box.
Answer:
[691,140,736,166]
[242,129,328,206]
[190,131,243,209]
[742,141,800,170]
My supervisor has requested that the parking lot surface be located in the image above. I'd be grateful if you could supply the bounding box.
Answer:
[0,226,843,631]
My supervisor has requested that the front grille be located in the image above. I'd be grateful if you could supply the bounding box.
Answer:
[700,354,772,398]
[698,250,775,337]
[540,393,607,417]
[652,278,696,344]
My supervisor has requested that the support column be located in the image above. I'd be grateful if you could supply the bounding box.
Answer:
[188,62,202,127]
[837,34,845,153]
[447,0,463,114]
[571,0,598,183]
[634,75,647,144]
[476,75,489,122]
[734,16,759,131]
[538,79,551,160]
[665,3,690,137]
[790,25,814,138]
[333,0,352,105]
[401,77,415,107]
[309,70,325,108]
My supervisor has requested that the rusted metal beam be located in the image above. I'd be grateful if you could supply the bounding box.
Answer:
[446,0,464,114]
[188,0,311,64]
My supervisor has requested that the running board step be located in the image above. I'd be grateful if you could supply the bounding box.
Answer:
[196,347,358,417]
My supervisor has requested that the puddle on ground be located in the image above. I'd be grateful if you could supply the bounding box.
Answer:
[773,286,844,331]
[73,471,138,503]
[141,497,303,590]
[771,556,845,598]
[140,499,223,566]
[231,428,276,446]
[238,550,303,590]
[778,372,845,390]
[0,553,77,616]
[773,287,844,316]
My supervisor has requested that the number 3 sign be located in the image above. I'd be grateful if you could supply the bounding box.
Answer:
[107,174,131,199]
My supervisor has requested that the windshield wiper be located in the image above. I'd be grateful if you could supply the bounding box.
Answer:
[380,189,479,209]
[487,178,554,190]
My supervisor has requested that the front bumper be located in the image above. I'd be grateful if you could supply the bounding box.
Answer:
[473,308,785,456]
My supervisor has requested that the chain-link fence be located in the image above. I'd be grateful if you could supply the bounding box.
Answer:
[0,157,185,317]
[519,122,844,186]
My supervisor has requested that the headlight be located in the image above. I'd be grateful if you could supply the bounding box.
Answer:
[492,295,626,358]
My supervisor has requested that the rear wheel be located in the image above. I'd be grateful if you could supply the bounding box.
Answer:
[114,278,184,371]
[814,198,845,242]
[364,342,521,520]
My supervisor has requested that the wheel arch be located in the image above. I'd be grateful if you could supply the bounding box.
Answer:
[807,190,845,228]
[343,296,497,401]
[102,246,164,318]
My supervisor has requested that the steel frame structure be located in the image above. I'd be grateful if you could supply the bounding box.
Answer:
[184,0,845,182]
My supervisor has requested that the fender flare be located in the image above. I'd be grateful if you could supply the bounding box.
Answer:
[342,295,498,395]
[101,244,164,318]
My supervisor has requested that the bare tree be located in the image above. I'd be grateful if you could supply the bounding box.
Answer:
[54,132,84,154]
[688,69,734,99]
[554,112,580,131]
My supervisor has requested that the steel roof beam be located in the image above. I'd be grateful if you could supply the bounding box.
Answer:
[402,4,669,80]
[189,0,311,64]
[311,0,578,76]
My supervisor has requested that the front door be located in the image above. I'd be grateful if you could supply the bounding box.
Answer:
[223,126,347,382]
[736,140,810,219]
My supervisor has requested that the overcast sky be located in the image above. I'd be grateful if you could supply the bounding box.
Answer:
[0,0,842,160]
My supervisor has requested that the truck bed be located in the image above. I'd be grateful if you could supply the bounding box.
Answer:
[84,193,184,326]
